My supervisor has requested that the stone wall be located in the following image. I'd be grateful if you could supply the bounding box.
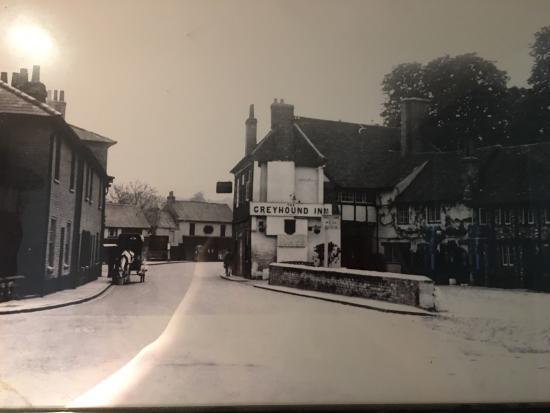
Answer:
[269,263,436,310]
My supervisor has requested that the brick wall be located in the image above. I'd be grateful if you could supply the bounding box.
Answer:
[269,263,436,310]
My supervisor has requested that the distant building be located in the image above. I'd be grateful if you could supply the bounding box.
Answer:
[104,203,150,239]
[0,66,115,296]
[164,192,232,261]
[228,98,550,290]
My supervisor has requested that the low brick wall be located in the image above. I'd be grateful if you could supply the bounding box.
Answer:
[269,263,436,310]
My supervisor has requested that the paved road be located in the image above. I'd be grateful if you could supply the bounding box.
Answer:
[0,262,197,408]
[72,262,550,408]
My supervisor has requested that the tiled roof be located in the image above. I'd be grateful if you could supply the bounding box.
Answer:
[476,143,550,204]
[0,80,61,116]
[396,153,468,203]
[169,201,233,223]
[70,124,116,145]
[105,203,150,229]
[145,208,177,229]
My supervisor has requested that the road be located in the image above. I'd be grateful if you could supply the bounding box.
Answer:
[0,262,195,408]
[71,262,550,408]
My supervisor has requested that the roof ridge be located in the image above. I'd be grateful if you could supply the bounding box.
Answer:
[0,79,61,116]
[296,115,394,129]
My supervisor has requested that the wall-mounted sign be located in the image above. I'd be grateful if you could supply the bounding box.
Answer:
[250,202,332,217]
[323,215,341,230]
[278,234,306,248]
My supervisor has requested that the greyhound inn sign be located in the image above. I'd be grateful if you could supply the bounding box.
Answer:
[250,202,333,217]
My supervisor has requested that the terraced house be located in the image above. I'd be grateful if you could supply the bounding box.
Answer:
[229,98,550,290]
[0,66,115,297]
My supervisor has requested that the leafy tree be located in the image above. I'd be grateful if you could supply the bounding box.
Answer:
[107,180,163,210]
[381,62,427,127]
[381,54,510,150]
[189,192,206,202]
[528,26,550,94]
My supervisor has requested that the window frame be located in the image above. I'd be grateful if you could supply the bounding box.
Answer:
[478,207,487,225]
[426,204,440,225]
[48,217,57,268]
[396,205,410,225]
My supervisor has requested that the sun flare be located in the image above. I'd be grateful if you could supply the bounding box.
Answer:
[8,23,54,62]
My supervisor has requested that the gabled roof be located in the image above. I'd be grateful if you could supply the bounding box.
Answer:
[0,80,61,116]
[169,201,233,223]
[105,203,150,229]
[70,124,116,146]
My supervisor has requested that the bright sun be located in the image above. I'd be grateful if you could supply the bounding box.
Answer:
[8,23,54,62]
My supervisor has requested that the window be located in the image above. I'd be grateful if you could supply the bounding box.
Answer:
[501,245,514,267]
[284,219,296,235]
[54,135,61,181]
[89,170,94,202]
[65,222,72,266]
[48,218,57,267]
[495,208,501,225]
[84,164,90,200]
[221,224,226,237]
[384,243,404,263]
[69,152,76,190]
[189,223,195,236]
[478,208,487,225]
[341,204,354,221]
[108,227,117,238]
[96,233,100,263]
[545,207,550,224]
[426,205,440,224]
[503,208,511,225]
[355,205,367,222]
[355,192,368,204]
[339,191,354,203]
[397,205,410,225]
[98,179,102,209]
[528,207,535,224]
[203,225,214,234]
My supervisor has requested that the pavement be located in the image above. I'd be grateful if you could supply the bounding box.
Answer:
[0,271,111,315]
[218,272,434,316]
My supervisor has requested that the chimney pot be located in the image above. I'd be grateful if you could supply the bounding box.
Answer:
[273,98,278,104]
[31,65,40,82]
[54,90,58,101]
[245,104,258,155]
[60,90,65,102]
[0,72,7,83]
[280,98,284,104]
[11,72,19,87]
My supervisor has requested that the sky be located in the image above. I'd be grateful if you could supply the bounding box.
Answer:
[1,0,549,201]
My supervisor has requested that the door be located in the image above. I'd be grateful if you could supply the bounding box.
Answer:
[58,227,65,278]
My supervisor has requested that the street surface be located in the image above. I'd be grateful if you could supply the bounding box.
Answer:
[0,263,194,408]
[72,262,550,408]
[1,262,549,409]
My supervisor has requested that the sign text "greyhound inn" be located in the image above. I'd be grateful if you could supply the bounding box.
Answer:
[250,202,333,217]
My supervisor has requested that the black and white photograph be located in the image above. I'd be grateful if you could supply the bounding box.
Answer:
[1,0,550,411]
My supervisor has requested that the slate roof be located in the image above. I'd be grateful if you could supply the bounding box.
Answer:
[70,124,116,145]
[169,201,233,223]
[0,80,61,116]
[105,203,150,229]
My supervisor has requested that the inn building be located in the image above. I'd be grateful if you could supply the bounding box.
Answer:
[228,98,550,290]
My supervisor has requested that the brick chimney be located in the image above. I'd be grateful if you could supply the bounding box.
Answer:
[167,191,176,204]
[46,88,67,117]
[400,97,430,157]
[245,104,257,156]
[270,98,294,131]
[0,72,7,83]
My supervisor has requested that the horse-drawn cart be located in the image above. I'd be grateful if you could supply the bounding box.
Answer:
[105,233,147,285]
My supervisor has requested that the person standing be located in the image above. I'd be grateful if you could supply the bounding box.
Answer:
[223,250,233,277]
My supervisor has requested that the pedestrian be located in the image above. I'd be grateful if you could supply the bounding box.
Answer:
[223,250,233,277]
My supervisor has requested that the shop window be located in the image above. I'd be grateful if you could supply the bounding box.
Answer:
[355,205,367,222]
[341,204,354,221]
[284,219,296,235]
[203,225,214,235]
[397,205,409,225]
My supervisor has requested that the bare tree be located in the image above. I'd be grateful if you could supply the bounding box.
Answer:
[107,180,164,210]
